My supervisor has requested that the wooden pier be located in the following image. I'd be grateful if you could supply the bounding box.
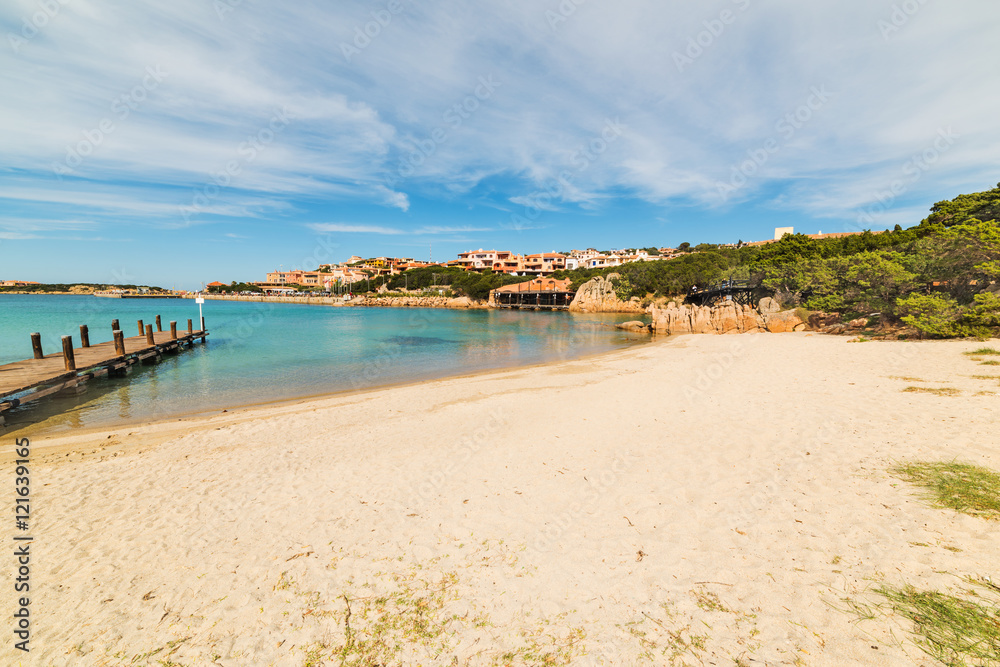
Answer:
[0,317,208,426]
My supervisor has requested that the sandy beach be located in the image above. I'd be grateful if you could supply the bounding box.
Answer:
[4,332,998,666]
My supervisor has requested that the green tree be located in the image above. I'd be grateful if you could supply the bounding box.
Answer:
[897,293,965,338]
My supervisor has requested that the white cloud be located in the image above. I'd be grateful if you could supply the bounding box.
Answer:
[308,223,403,235]
[1,0,998,232]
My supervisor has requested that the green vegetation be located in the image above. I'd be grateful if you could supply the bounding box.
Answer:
[966,347,1000,355]
[890,461,1000,520]
[852,578,1000,667]
[384,266,533,301]
[207,281,262,293]
[0,283,167,293]
[549,183,1000,337]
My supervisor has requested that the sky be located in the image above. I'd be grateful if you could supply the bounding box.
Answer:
[1,0,998,290]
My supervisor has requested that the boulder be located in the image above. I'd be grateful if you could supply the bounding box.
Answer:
[447,296,473,308]
[848,317,868,329]
[764,310,807,333]
[569,275,645,313]
[616,321,650,332]
[758,297,781,314]
[808,312,842,329]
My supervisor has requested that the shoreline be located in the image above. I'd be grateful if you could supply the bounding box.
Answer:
[5,332,998,664]
[3,333,660,463]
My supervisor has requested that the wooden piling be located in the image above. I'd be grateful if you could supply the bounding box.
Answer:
[62,336,76,371]
[155,315,162,332]
[138,319,144,336]
[170,321,177,340]
[113,330,126,356]
[187,319,193,334]
[80,325,90,348]
[145,324,155,346]
[111,319,120,333]
[201,316,206,331]
[30,333,43,360]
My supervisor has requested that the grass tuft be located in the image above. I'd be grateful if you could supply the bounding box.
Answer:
[874,579,1000,667]
[965,347,1000,356]
[902,386,961,396]
[890,461,1000,520]
[980,360,1000,366]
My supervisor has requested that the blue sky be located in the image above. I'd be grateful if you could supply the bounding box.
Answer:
[1,0,998,289]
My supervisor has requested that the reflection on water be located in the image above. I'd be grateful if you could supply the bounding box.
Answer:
[0,295,649,436]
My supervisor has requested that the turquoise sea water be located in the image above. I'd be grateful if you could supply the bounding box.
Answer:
[0,295,648,434]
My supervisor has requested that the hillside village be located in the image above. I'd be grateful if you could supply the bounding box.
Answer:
[239,227,870,294]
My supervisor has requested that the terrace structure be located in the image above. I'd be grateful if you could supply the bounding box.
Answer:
[489,277,575,310]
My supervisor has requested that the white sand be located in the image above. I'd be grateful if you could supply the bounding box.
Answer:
[3,333,998,666]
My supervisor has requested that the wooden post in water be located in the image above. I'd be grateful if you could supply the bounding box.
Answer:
[145,324,155,346]
[200,316,206,332]
[111,319,119,334]
[187,319,193,334]
[62,336,76,371]
[170,321,177,340]
[30,333,43,359]
[80,325,90,348]
[155,315,162,332]
[113,330,126,356]
[137,319,144,336]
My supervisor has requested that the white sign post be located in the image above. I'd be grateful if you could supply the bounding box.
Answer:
[195,296,205,329]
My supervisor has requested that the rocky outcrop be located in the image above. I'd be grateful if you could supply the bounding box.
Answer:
[615,321,651,332]
[808,312,842,329]
[647,298,807,335]
[568,274,645,313]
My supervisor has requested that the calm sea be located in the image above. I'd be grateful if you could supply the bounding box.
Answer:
[0,295,648,435]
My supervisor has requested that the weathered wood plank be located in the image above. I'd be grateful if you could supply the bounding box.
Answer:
[0,329,208,410]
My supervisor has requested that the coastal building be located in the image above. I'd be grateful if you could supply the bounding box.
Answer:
[455,249,516,271]
[489,277,575,309]
[523,253,567,275]
[0,280,41,287]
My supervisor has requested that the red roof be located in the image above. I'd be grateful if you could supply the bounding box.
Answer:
[207,281,226,287]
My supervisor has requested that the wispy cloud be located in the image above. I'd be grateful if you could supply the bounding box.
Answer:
[2,0,999,285]
[308,223,404,235]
